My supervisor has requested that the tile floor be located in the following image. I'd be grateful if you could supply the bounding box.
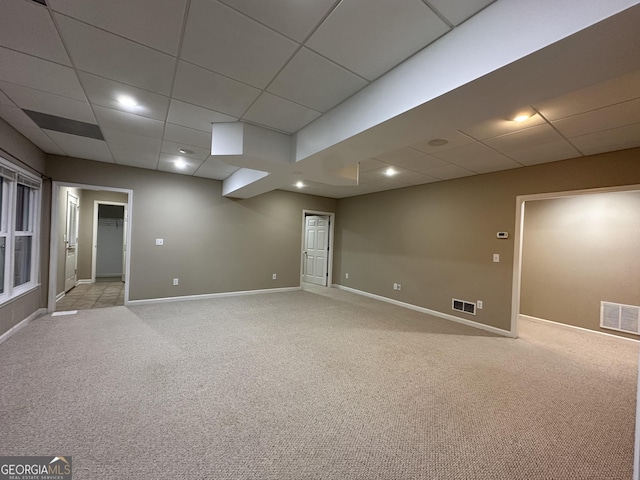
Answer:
[56,278,125,311]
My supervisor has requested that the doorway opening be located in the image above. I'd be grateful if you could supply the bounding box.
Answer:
[49,182,133,312]
[301,210,335,288]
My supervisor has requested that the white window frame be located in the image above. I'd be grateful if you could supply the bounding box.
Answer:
[0,156,41,305]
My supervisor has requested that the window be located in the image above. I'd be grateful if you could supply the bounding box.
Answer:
[0,158,41,304]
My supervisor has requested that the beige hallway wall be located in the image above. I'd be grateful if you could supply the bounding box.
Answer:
[334,148,640,333]
[46,156,337,301]
[520,190,640,338]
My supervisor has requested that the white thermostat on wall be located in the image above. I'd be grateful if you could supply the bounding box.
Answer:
[496,232,509,239]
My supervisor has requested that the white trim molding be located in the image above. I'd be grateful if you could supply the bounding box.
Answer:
[0,307,46,345]
[126,286,302,306]
[520,314,640,343]
[335,284,514,338]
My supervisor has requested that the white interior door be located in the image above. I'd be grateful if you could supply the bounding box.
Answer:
[303,215,329,286]
[122,206,128,282]
[64,193,79,292]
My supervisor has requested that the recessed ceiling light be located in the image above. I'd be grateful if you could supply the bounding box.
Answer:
[513,114,532,122]
[296,181,304,188]
[175,159,187,170]
[427,138,449,147]
[116,95,138,108]
[385,167,397,177]
[178,148,194,155]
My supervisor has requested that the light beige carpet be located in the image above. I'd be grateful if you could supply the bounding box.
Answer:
[0,286,637,479]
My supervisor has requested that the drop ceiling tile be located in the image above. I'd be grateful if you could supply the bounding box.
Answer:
[101,128,163,150]
[483,124,564,152]
[374,146,425,163]
[431,141,496,163]
[182,0,298,88]
[396,155,448,174]
[306,0,449,80]
[453,154,521,173]
[77,72,169,121]
[93,105,164,138]
[243,93,321,133]
[570,122,640,156]
[0,47,85,100]
[219,0,337,42]
[358,158,388,172]
[54,14,175,95]
[503,140,581,166]
[0,104,67,155]
[421,164,474,180]
[0,90,13,106]
[45,130,114,163]
[161,140,210,160]
[164,123,211,149]
[0,0,71,65]
[552,98,640,138]
[410,131,475,154]
[109,141,161,163]
[268,48,368,112]
[428,0,495,26]
[460,113,546,140]
[0,81,95,123]
[158,153,204,175]
[535,69,640,120]
[194,157,240,180]
[167,100,237,133]
[173,62,260,118]
[48,0,187,55]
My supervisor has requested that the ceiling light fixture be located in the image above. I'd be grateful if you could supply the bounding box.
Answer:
[513,114,532,122]
[175,159,187,170]
[116,95,138,108]
[178,148,194,155]
[427,138,449,147]
[296,181,304,188]
[385,167,397,177]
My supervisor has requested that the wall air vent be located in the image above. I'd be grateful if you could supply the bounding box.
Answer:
[452,298,476,316]
[23,110,104,140]
[601,301,640,335]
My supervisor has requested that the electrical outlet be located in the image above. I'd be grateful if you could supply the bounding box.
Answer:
[156,238,164,246]
[272,273,277,280]
[477,300,483,309]
[393,283,398,290]
[345,273,349,279]
[173,278,179,286]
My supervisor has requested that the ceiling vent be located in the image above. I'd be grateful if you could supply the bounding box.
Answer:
[23,110,104,140]
[601,301,640,335]
[452,298,476,316]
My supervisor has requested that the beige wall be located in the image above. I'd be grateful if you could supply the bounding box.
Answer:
[46,156,337,301]
[520,191,640,338]
[334,148,640,333]
[0,118,49,336]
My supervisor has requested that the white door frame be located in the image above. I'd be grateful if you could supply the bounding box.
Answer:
[510,183,640,338]
[91,200,128,283]
[300,209,335,287]
[48,182,133,312]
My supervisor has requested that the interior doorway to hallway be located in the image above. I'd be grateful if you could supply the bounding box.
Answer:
[49,183,133,312]
[301,210,335,288]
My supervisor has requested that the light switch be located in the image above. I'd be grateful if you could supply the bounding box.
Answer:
[493,254,500,263]
[155,238,164,246]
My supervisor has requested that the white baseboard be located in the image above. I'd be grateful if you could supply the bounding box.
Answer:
[0,308,47,346]
[334,284,514,338]
[519,314,640,343]
[76,279,93,285]
[127,286,302,306]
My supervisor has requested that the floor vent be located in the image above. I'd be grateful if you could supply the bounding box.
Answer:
[601,301,640,335]
[452,298,476,316]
